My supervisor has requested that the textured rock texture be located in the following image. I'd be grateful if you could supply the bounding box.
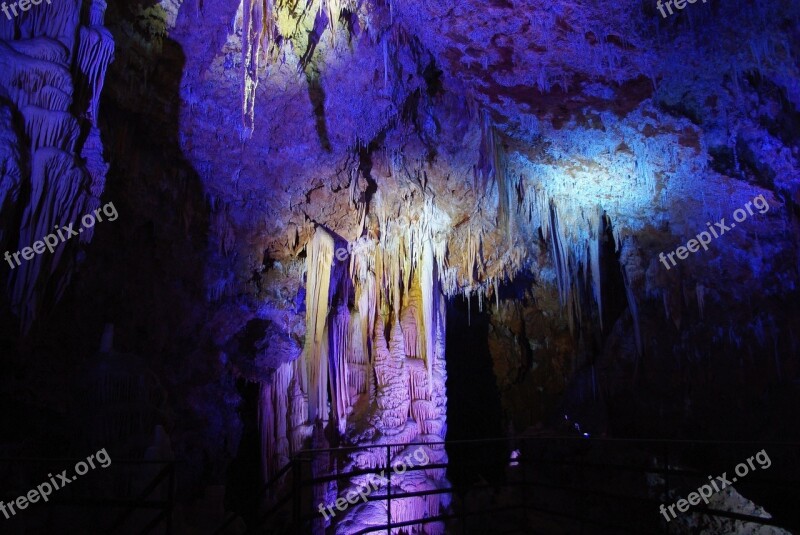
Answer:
[0,0,113,333]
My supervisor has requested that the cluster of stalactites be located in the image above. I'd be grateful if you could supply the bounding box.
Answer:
[520,179,606,334]
[0,0,113,334]
[238,0,362,134]
[291,194,450,429]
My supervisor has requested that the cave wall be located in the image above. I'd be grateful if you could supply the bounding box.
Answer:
[0,0,799,531]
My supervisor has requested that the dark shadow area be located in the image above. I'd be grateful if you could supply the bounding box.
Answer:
[445,295,506,486]
[0,0,214,529]
[224,378,262,526]
[307,71,332,152]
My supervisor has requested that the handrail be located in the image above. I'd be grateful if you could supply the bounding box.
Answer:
[107,462,175,532]
[212,436,800,534]
[296,435,800,454]
[0,458,175,534]
[213,458,297,534]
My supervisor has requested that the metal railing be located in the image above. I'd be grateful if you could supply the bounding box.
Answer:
[0,457,175,534]
[215,436,800,535]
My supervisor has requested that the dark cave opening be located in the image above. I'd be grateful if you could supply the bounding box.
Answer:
[599,215,629,346]
[445,295,507,486]
[224,378,261,526]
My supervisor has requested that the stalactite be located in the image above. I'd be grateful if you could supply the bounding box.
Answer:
[272,362,292,471]
[351,239,377,398]
[33,86,71,112]
[373,318,392,388]
[302,227,334,423]
[9,148,91,333]
[347,365,367,399]
[7,38,69,65]
[348,311,368,366]
[241,0,273,134]
[0,0,112,333]
[400,299,419,358]
[331,305,350,435]
[588,211,603,330]
[18,0,80,56]
[22,106,80,152]
[326,0,341,46]
[620,243,644,359]
[88,0,107,26]
[696,283,705,320]
[74,23,114,127]
[548,201,576,333]
[420,240,436,392]
[0,41,74,111]
[0,106,23,247]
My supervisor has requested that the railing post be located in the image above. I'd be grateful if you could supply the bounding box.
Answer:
[386,445,392,530]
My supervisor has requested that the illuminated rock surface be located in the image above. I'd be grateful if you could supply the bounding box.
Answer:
[0,0,798,532]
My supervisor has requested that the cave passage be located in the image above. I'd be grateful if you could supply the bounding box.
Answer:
[445,296,507,486]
